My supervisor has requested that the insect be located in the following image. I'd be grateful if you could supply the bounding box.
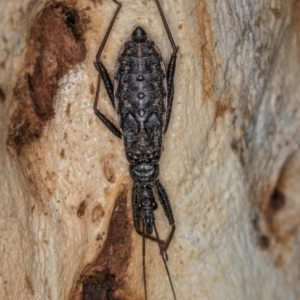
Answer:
[93,0,178,299]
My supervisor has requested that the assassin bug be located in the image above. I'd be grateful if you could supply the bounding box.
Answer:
[93,0,178,299]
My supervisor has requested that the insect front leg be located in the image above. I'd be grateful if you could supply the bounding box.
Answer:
[153,0,178,133]
[94,67,122,138]
[94,61,115,109]
[93,0,122,138]
[155,180,175,251]
[164,52,178,133]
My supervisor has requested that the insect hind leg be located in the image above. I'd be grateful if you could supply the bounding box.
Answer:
[96,0,122,61]
[93,0,122,138]
[142,223,148,300]
[153,222,177,300]
[135,228,169,262]
[154,0,177,53]
[153,0,178,133]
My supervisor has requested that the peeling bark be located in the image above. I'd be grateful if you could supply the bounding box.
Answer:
[8,2,86,149]
[1,0,300,300]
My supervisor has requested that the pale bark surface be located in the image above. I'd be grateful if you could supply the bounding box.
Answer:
[1,0,300,299]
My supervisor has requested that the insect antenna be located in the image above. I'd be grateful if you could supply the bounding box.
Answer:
[142,223,148,300]
[153,222,177,300]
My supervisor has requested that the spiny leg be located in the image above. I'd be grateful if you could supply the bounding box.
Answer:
[154,0,177,52]
[94,61,115,109]
[155,180,175,251]
[135,228,168,261]
[142,222,148,300]
[94,0,122,138]
[153,222,177,300]
[96,0,122,61]
[164,53,177,133]
[94,70,122,138]
[153,0,178,133]
[94,0,121,109]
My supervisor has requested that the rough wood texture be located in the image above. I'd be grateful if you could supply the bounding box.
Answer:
[1,0,300,299]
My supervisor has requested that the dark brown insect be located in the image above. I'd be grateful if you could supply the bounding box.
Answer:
[93,1,178,299]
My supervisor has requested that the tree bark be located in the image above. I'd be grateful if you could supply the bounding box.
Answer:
[1,0,300,299]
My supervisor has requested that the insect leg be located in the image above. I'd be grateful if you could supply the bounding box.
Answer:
[164,52,178,133]
[94,0,121,109]
[93,0,122,138]
[94,72,122,138]
[94,61,115,109]
[155,180,175,251]
[135,227,167,252]
[153,222,177,300]
[142,222,148,300]
[96,0,122,61]
[154,0,177,53]
[153,0,178,133]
